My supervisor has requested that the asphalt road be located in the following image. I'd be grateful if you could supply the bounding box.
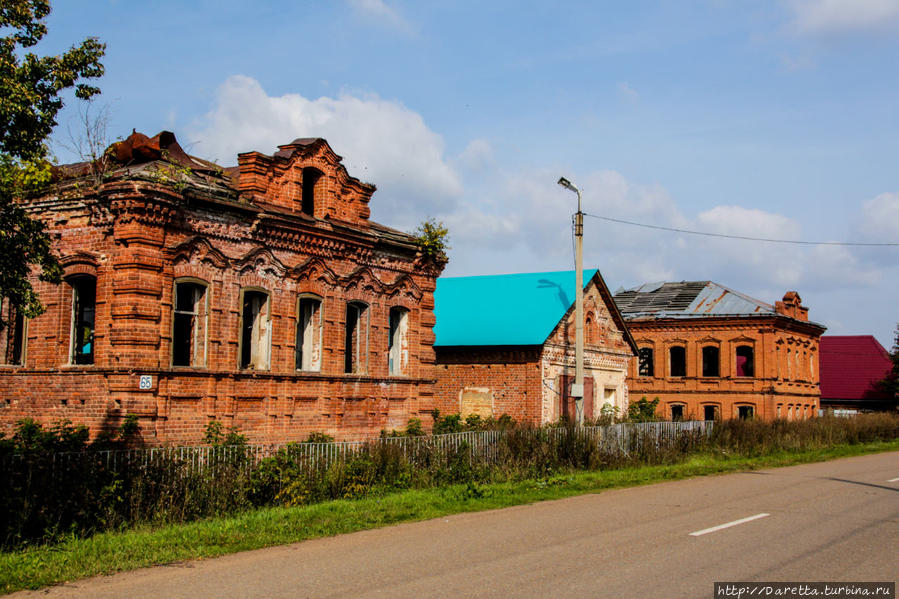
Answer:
[13,452,898,599]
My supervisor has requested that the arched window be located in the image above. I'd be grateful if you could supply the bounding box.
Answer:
[239,288,271,370]
[172,280,208,367]
[703,404,719,421]
[388,306,409,375]
[69,275,96,365]
[302,167,323,217]
[738,405,755,420]
[669,346,686,377]
[670,404,685,421]
[736,345,754,377]
[345,301,368,374]
[295,295,322,372]
[0,297,26,366]
[638,347,654,377]
[702,345,720,377]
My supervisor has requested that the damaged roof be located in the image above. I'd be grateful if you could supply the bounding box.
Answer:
[434,269,636,352]
[613,281,780,319]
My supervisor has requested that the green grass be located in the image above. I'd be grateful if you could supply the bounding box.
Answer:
[3,439,897,595]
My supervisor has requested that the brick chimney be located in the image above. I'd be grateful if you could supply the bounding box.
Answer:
[775,291,808,322]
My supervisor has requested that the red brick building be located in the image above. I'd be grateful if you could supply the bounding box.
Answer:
[613,282,826,421]
[432,270,636,423]
[0,131,444,444]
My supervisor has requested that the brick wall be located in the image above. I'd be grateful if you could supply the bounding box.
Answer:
[0,134,443,444]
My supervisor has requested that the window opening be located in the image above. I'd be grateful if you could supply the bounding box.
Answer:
[240,290,270,369]
[0,298,25,365]
[295,296,322,371]
[736,345,754,377]
[70,276,96,365]
[345,302,367,374]
[703,405,718,421]
[302,167,322,217]
[173,282,207,367]
[738,405,754,420]
[670,404,684,421]
[388,307,408,375]
[638,347,654,377]
[669,346,686,377]
[702,346,719,377]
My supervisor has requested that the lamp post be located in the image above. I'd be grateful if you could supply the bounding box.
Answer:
[558,176,584,425]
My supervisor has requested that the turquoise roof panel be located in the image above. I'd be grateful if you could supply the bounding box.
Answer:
[434,269,597,347]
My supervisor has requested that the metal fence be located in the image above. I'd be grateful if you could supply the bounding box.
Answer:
[1,421,713,478]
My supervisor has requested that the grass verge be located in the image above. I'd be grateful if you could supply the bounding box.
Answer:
[3,439,897,595]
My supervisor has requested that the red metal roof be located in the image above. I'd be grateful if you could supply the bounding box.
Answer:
[819,336,893,401]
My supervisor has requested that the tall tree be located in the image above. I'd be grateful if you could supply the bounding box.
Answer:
[0,0,104,322]
[877,324,899,408]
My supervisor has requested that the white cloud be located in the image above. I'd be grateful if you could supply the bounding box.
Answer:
[454,139,495,172]
[189,75,462,229]
[617,81,639,103]
[347,0,414,34]
[787,0,899,34]
[858,192,899,241]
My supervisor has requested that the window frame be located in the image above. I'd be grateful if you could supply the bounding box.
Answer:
[68,275,97,366]
[0,297,27,366]
[637,347,654,377]
[295,293,323,372]
[344,300,369,374]
[171,278,209,368]
[237,287,272,371]
[735,344,755,378]
[701,345,720,378]
[388,306,409,376]
[669,403,686,422]
[668,345,687,378]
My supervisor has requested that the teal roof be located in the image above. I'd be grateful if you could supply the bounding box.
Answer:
[434,269,597,347]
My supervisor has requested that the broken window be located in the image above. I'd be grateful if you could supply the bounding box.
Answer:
[669,346,686,377]
[70,276,96,365]
[703,405,718,421]
[302,167,322,217]
[0,298,26,365]
[388,306,408,375]
[670,404,684,421]
[172,281,207,367]
[738,405,754,420]
[240,289,271,370]
[736,345,754,377]
[344,301,368,374]
[702,345,719,377]
[638,347,654,377]
[295,295,322,371]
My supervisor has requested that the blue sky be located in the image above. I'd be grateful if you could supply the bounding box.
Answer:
[41,0,899,346]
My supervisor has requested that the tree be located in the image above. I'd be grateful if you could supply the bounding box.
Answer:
[0,0,105,323]
[876,324,899,408]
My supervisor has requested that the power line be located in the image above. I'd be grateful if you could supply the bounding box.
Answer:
[582,212,899,247]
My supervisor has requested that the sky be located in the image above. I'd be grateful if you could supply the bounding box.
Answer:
[38,0,899,347]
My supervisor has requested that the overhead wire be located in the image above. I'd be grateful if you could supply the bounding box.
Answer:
[580,212,899,247]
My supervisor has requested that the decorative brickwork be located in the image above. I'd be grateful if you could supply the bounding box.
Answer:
[615,283,826,421]
[0,132,444,444]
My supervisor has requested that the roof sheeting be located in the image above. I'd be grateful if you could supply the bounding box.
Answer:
[433,270,597,347]
[819,336,893,401]
[613,281,774,318]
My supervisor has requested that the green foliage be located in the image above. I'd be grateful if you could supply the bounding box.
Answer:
[411,217,450,260]
[875,324,899,405]
[303,431,335,444]
[0,0,105,322]
[203,420,247,447]
[627,397,660,422]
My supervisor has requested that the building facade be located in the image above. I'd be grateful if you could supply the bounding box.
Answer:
[613,282,826,421]
[0,131,444,444]
[433,270,636,424]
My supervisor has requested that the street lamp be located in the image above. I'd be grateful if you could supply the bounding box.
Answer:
[558,176,585,425]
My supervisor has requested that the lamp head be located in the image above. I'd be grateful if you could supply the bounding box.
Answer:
[557,177,578,193]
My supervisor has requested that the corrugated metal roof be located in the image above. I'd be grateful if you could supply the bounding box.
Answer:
[820,336,893,401]
[613,281,774,319]
[433,269,597,347]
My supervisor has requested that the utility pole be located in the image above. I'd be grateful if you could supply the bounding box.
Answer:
[558,177,585,425]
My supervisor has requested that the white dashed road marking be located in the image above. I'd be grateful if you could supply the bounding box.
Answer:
[689,513,771,537]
